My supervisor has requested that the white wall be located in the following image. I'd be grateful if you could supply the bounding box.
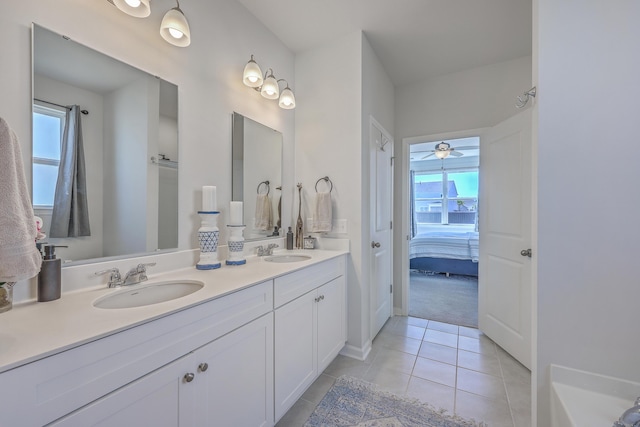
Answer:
[103,78,151,256]
[295,31,394,357]
[395,56,532,139]
[33,74,105,262]
[393,56,532,311]
[1,0,295,301]
[536,1,640,425]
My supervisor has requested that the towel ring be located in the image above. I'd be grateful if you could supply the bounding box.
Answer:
[315,176,333,193]
[257,180,270,195]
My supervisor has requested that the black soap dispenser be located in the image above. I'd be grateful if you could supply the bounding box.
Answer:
[286,227,294,250]
[37,245,66,302]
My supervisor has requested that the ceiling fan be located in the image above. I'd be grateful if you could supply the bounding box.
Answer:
[418,141,477,160]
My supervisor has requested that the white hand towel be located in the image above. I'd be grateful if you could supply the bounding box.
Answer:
[0,117,43,282]
[254,194,273,231]
[311,191,332,232]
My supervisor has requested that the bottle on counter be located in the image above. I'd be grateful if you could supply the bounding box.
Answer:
[286,227,294,250]
[37,245,66,302]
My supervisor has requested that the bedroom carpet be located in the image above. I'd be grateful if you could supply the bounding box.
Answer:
[409,271,478,328]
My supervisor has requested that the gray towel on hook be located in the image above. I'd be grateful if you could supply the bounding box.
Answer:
[254,194,272,231]
[0,117,43,282]
[311,191,332,232]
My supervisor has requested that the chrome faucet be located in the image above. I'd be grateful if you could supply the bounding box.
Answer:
[256,243,279,256]
[122,263,156,285]
[95,262,156,288]
[613,397,640,427]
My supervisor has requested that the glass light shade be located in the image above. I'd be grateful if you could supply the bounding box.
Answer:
[435,150,450,159]
[111,0,150,18]
[160,7,191,47]
[278,87,296,109]
[243,58,263,88]
[261,73,279,100]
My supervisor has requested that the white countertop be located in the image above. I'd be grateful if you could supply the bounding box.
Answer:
[0,249,347,374]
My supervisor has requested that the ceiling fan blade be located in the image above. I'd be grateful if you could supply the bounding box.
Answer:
[450,151,463,157]
[421,153,435,159]
[452,146,478,150]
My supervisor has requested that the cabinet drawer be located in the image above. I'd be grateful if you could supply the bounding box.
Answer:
[0,280,273,427]
[274,256,344,308]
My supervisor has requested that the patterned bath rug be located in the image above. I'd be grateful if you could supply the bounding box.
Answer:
[304,376,487,427]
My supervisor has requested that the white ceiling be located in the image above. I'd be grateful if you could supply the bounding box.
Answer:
[236,0,532,87]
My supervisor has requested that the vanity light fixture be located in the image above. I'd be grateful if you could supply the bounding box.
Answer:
[242,55,296,109]
[109,0,151,18]
[106,0,191,47]
[160,0,191,47]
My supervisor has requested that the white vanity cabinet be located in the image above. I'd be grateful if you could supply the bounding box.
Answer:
[50,312,274,427]
[274,257,346,421]
[0,280,274,427]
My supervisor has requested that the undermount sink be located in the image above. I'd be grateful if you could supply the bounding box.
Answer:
[93,280,204,309]
[264,254,312,263]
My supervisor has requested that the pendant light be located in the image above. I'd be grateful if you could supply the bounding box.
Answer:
[160,0,191,47]
[109,0,151,18]
[243,55,263,88]
[278,81,296,109]
[260,69,279,100]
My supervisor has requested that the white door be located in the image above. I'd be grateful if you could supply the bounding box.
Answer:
[317,276,346,373]
[479,109,533,369]
[370,119,393,339]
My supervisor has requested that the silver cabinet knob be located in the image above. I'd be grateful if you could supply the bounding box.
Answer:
[198,363,209,373]
[521,249,532,257]
[371,241,381,248]
[183,373,195,383]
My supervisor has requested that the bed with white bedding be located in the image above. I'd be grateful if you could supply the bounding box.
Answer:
[409,230,479,276]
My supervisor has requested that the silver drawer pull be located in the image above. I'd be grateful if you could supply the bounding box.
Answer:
[198,363,209,373]
[183,373,195,383]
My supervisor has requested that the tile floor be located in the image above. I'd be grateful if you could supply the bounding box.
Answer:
[276,316,531,427]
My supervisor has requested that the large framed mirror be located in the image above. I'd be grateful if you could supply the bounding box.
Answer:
[232,112,282,240]
[32,24,179,265]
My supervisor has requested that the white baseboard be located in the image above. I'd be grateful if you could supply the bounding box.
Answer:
[340,340,372,361]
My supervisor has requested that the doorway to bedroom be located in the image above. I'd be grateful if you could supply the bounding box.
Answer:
[408,136,480,328]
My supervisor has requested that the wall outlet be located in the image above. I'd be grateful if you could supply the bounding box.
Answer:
[333,219,347,234]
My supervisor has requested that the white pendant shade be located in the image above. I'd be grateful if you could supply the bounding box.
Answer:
[243,57,263,88]
[160,7,191,47]
[435,150,450,159]
[111,0,151,17]
[278,86,296,109]
[261,73,279,100]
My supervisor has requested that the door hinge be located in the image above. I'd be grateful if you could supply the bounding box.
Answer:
[390,157,394,166]
[390,221,393,230]
[390,284,393,293]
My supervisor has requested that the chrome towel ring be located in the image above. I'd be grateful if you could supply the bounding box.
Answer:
[257,180,270,195]
[315,176,333,193]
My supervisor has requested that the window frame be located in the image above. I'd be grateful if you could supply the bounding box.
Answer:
[32,103,66,209]
[413,166,478,226]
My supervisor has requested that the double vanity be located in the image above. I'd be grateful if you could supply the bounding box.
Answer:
[0,249,347,426]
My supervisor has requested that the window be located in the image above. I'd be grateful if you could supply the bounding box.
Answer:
[414,168,478,227]
[32,104,65,208]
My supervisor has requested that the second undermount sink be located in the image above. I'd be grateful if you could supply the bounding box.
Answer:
[93,280,204,309]
[264,254,312,263]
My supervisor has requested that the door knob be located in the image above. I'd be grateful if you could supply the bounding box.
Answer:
[371,241,381,248]
[520,248,532,257]
[183,373,195,383]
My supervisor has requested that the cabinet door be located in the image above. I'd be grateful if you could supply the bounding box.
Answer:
[274,290,317,421]
[194,313,274,427]
[317,276,346,373]
[49,354,195,427]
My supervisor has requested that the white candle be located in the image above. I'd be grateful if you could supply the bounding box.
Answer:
[202,186,217,211]
[230,201,243,225]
